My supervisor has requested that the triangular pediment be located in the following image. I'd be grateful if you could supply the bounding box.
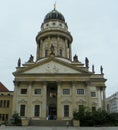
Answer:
[14,57,90,75]
[23,60,81,74]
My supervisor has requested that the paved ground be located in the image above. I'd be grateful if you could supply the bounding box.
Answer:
[0,126,118,130]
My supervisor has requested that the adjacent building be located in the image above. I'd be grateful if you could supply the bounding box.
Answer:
[107,92,118,113]
[12,7,107,121]
[0,82,13,124]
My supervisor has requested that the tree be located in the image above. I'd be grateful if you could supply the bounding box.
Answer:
[12,112,21,126]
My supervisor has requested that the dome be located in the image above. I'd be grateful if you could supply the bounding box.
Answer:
[44,9,65,23]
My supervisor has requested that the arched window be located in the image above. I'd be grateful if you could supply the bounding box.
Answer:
[45,50,48,57]
[59,49,62,56]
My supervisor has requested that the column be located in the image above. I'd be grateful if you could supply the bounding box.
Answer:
[86,82,91,107]
[72,82,76,111]
[57,82,62,120]
[65,39,68,58]
[100,87,103,108]
[36,44,39,60]
[97,87,102,108]
[40,39,43,57]
[102,87,106,110]
[27,82,32,118]
[42,82,47,119]
[12,82,19,115]
[69,44,72,60]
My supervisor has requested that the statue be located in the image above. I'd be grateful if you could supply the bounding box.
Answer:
[100,65,103,74]
[28,54,34,62]
[85,57,89,68]
[92,65,95,73]
[50,44,54,55]
[73,54,78,62]
[17,58,21,67]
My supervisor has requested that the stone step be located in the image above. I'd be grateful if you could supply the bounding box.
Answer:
[29,120,72,126]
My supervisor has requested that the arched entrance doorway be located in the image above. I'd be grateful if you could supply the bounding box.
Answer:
[47,82,57,120]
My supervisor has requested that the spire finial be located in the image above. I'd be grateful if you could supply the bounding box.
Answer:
[54,2,56,10]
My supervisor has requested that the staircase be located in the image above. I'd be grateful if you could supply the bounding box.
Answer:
[29,120,72,126]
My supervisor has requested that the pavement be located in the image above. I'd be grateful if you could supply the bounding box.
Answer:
[0,126,118,130]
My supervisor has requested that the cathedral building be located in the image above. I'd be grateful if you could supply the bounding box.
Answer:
[12,7,107,121]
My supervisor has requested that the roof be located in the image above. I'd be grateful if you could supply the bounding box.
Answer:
[0,82,9,92]
[44,9,65,23]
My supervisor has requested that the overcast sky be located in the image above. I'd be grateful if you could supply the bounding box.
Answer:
[0,0,118,97]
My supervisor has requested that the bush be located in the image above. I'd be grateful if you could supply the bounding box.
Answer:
[73,107,118,126]
[12,112,21,126]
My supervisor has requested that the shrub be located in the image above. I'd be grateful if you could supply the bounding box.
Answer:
[12,112,21,126]
[73,107,118,126]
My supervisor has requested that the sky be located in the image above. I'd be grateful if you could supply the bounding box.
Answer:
[0,0,118,97]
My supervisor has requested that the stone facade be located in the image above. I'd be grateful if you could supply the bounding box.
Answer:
[12,8,107,121]
[0,90,13,124]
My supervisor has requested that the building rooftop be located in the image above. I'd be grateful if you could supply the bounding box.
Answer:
[0,82,9,92]
[44,9,65,23]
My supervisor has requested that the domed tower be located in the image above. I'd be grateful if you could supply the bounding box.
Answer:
[36,7,73,61]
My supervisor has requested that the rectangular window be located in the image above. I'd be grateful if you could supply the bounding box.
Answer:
[77,89,84,95]
[91,92,96,97]
[6,114,8,121]
[63,89,70,95]
[2,114,5,121]
[78,105,84,112]
[64,105,69,117]
[4,100,6,107]
[92,107,96,112]
[20,105,25,116]
[34,89,41,94]
[0,100,2,107]
[45,50,48,57]
[7,100,10,108]
[21,89,27,94]
[34,105,40,117]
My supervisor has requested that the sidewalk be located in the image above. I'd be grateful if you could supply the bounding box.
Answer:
[0,126,118,130]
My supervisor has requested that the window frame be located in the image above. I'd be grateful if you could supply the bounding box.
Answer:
[34,89,41,95]
[21,89,27,94]
[45,49,48,57]
[63,89,70,95]
[64,105,69,117]
[91,92,96,97]
[20,104,25,117]
[34,105,40,117]
[92,106,96,112]
[77,89,85,95]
